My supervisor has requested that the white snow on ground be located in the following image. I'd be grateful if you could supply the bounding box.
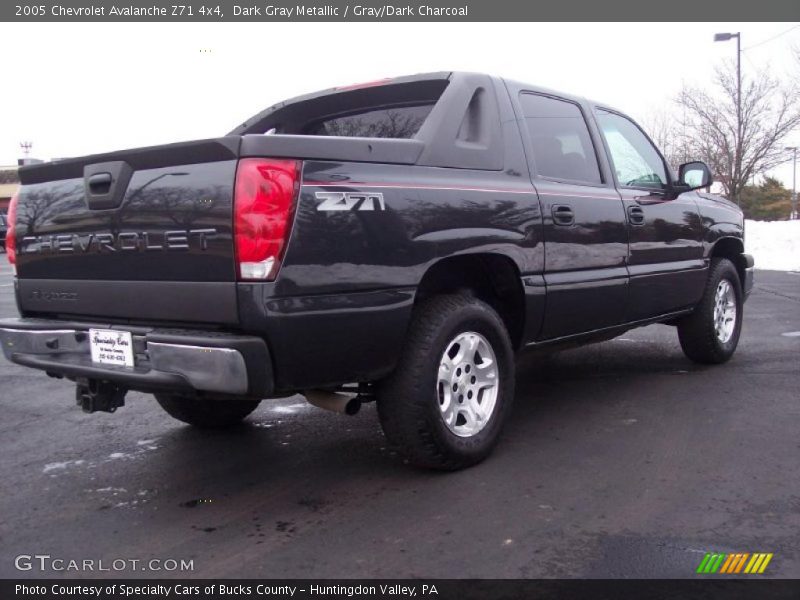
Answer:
[745,220,800,271]
[42,460,85,473]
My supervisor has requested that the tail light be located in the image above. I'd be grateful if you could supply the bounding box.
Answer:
[233,158,300,281]
[6,191,18,267]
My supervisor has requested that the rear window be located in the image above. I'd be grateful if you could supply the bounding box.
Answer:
[233,78,449,139]
[304,104,434,139]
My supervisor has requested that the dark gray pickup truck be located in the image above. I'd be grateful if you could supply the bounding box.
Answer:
[1,72,753,469]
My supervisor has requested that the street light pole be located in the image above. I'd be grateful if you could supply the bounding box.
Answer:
[714,31,742,204]
[736,34,741,202]
[787,146,798,220]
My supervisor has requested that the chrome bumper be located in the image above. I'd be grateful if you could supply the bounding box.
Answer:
[147,342,247,394]
[0,319,271,397]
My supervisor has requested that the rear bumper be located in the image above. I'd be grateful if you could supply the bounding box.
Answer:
[742,253,754,302]
[0,318,272,397]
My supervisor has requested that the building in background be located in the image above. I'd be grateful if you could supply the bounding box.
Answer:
[0,158,46,213]
[0,165,20,213]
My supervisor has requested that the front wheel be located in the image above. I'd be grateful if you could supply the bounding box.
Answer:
[678,258,743,364]
[154,393,261,428]
[377,295,515,470]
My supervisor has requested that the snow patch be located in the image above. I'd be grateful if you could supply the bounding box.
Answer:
[107,442,160,461]
[44,461,70,473]
[745,220,800,272]
[43,459,85,473]
[271,402,308,414]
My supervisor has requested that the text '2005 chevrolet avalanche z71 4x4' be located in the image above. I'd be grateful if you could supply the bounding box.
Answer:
[1,72,753,470]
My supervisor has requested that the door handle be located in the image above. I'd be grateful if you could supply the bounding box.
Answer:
[627,205,645,225]
[87,172,113,195]
[552,205,574,226]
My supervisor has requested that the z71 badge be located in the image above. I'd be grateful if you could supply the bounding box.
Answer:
[315,191,385,211]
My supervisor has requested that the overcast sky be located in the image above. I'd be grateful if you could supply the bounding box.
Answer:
[1,22,798,186]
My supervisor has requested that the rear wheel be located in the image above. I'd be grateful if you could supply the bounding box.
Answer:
[377,295,515,470]
[678,258,743,364]
[154,393,260,428]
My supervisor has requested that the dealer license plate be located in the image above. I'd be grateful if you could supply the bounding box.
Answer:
[89,329,135,367]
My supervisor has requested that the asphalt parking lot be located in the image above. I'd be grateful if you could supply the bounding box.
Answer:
[0,260,797,579]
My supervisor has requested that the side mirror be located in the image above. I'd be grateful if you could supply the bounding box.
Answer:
[678,161,713,190]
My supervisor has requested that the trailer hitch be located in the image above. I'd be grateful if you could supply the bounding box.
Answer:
[75,379,127,414]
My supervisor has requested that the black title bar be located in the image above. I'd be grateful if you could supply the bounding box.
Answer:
[4,0,800,21]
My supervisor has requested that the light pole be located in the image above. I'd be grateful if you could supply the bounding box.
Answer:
[714,32,742,205]
[787,146,798,220]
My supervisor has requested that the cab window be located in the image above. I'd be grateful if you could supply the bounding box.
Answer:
[596,109,667,190]
[520,93,602,185]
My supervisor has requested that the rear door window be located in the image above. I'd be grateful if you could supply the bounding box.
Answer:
[520,93,602,185]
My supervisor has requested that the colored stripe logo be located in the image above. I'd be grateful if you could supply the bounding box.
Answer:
[696,552,773,574]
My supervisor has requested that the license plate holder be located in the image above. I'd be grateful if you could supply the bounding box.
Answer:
[89,329,135,367]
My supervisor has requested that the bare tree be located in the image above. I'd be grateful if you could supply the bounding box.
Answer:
[642,108,692,172]
[676,60,800,202]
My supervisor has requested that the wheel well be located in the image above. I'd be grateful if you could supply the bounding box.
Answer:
[414,254,525,349]
[711,237,746,285]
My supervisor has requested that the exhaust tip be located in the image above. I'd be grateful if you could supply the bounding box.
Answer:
[304,389,361,416]
[344,397,362,416]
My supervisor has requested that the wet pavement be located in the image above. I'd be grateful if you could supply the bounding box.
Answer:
[0,262,798,578]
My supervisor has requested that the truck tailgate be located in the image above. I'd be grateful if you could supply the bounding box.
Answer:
[13,138,239,324]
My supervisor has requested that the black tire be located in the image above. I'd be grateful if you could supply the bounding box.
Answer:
[154,393,260,429]
[377,294,515,470]
[678,258,743,364]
